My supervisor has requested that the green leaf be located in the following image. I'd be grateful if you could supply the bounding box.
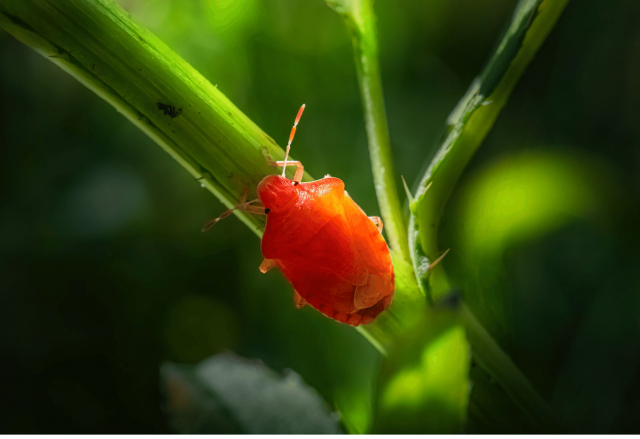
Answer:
[375,303,470,433]
[333,383,374,434]
[161,352,342,434]
[410,0,571,291]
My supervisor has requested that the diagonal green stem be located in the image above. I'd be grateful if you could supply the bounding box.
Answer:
[0,0,312,237]
[327,0,409,263]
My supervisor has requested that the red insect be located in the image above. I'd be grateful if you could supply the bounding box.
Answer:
[203,105,394,326]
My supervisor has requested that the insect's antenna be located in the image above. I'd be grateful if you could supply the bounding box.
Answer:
[282,104,305,177]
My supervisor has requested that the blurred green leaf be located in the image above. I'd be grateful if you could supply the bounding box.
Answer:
[445,150,624,433]
[375,303,470,433]
[448,150,610,339]
[161,352,342,434]
[333,384,374,434]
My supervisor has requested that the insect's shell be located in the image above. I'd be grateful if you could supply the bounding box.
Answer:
[257,174,394,326]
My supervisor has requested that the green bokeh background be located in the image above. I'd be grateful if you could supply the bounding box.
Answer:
[1,0,639,433]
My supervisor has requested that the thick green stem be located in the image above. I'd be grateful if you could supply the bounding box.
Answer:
[327,0,409,263]
[0,0,311,236]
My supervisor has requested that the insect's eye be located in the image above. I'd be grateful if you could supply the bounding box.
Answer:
[265,208,271,214]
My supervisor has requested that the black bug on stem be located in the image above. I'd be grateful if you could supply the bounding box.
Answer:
[156,102,182,118]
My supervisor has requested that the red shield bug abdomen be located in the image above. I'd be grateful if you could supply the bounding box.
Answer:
[203,105,395,326]
[258,174,394,326]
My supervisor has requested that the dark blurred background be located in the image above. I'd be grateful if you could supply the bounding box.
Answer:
[1,0,639,433]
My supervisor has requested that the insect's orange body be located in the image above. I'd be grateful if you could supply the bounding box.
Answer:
[257,175,394,326]
[203,104,395,326]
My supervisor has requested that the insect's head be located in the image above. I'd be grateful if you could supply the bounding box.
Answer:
[257,174,297,212]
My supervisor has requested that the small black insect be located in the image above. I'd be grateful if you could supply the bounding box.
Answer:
[156,103,182,118]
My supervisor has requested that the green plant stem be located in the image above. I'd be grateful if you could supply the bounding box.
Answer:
[460,303,561,432]
[327,0,409,263]
[0,0,312,236]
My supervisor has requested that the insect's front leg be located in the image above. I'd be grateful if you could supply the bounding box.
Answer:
[259,258,277,273]
[202,188,267,232]
[293,290,307,308]
[275,160,304,184]
[369,216,383,234]
[241,204,268,215]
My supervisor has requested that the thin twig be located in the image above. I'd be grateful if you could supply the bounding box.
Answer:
[328,0,410,263]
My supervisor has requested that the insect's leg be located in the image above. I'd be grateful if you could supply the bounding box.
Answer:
[275,160,304,183]
[241,204,267,215]
[293,290,307,308]
[202,188,266,232]
[427,248,450,272]
[259,258,276,273]
[354,272,387,310]
[227,197,267,216]
[201,208,234,232]
[237,187,249,204]
[369,216,383,234]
